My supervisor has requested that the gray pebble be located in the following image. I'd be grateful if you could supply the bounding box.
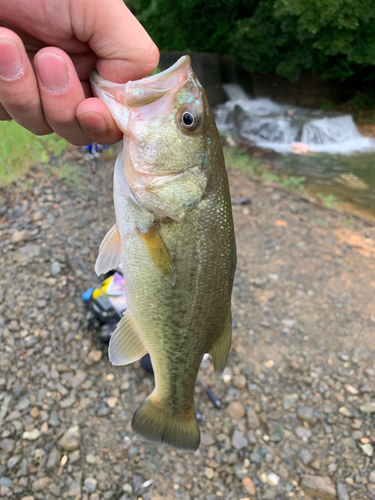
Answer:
[299,450,313,465]
[232,430,248,450]
[337,482,349,500]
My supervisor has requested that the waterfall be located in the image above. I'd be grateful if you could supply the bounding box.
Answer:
[214,84,375,154]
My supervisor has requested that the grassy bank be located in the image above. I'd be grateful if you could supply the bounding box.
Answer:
[0,121,67,186]
[223,144,306,191]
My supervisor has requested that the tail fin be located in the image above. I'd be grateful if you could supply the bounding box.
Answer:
[131,394,200,451]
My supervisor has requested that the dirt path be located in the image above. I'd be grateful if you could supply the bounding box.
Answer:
[0,148,374,500]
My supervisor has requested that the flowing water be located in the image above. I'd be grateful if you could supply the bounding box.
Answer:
[215,84,375,216]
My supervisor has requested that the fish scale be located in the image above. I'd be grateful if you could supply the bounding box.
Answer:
[90,55,236,450]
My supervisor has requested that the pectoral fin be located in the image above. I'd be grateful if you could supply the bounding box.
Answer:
[108,310,148,365]
[95,223,122,276]
[209,310,232,376]
[137,224,176,285]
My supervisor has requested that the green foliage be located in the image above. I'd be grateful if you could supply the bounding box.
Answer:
[280,175,306,190]
[320,101,335,111]
[223,143,306,192]
[223,145,260,175]
[0,121,68,186]
[127,0,375,82]
[351,91,375,110]
[317,192,339,209]
[261,171,279,183]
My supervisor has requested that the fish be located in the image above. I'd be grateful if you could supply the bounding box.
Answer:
[90,56,236,451]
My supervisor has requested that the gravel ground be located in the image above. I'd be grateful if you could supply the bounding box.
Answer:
[0,147,374,500]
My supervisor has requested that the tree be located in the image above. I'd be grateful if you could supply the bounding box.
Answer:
[126,0,375,82]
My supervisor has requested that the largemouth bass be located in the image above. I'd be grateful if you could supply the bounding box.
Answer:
[90,56,236,451]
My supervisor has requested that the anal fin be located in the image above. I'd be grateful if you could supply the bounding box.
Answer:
[108,310,148,365]
[95,223,122,276]
[209,310,232,376]
[137,223,176,285]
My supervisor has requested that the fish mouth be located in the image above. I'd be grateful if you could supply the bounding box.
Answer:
[90,56,193,109]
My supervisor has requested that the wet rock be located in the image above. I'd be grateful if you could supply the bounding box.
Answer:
[247,407,260,429]
[297,406,317,425]
[232,430,248,450]
[59,425,80,451]
[226,401,245,419]
[301,475,336,499]
[337,482,349,500]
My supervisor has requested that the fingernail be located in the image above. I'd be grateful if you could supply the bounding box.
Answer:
[78,112,109,134]
[0,40,24,80]
[36,53,69,93]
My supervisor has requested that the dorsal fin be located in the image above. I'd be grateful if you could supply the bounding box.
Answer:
[95,223,122,276]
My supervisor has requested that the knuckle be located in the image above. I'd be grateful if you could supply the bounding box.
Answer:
[1,89,39,113]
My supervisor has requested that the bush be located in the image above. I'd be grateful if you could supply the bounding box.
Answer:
[126,0,375,82]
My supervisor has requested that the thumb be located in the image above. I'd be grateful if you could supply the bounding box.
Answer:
[80,0,159,83]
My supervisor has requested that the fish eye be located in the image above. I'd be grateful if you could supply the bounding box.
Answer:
[181,111,199,131]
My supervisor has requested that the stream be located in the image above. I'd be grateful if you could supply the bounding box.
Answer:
[214,84,375,217]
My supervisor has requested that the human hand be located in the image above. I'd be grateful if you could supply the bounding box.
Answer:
[0,0,159,145]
